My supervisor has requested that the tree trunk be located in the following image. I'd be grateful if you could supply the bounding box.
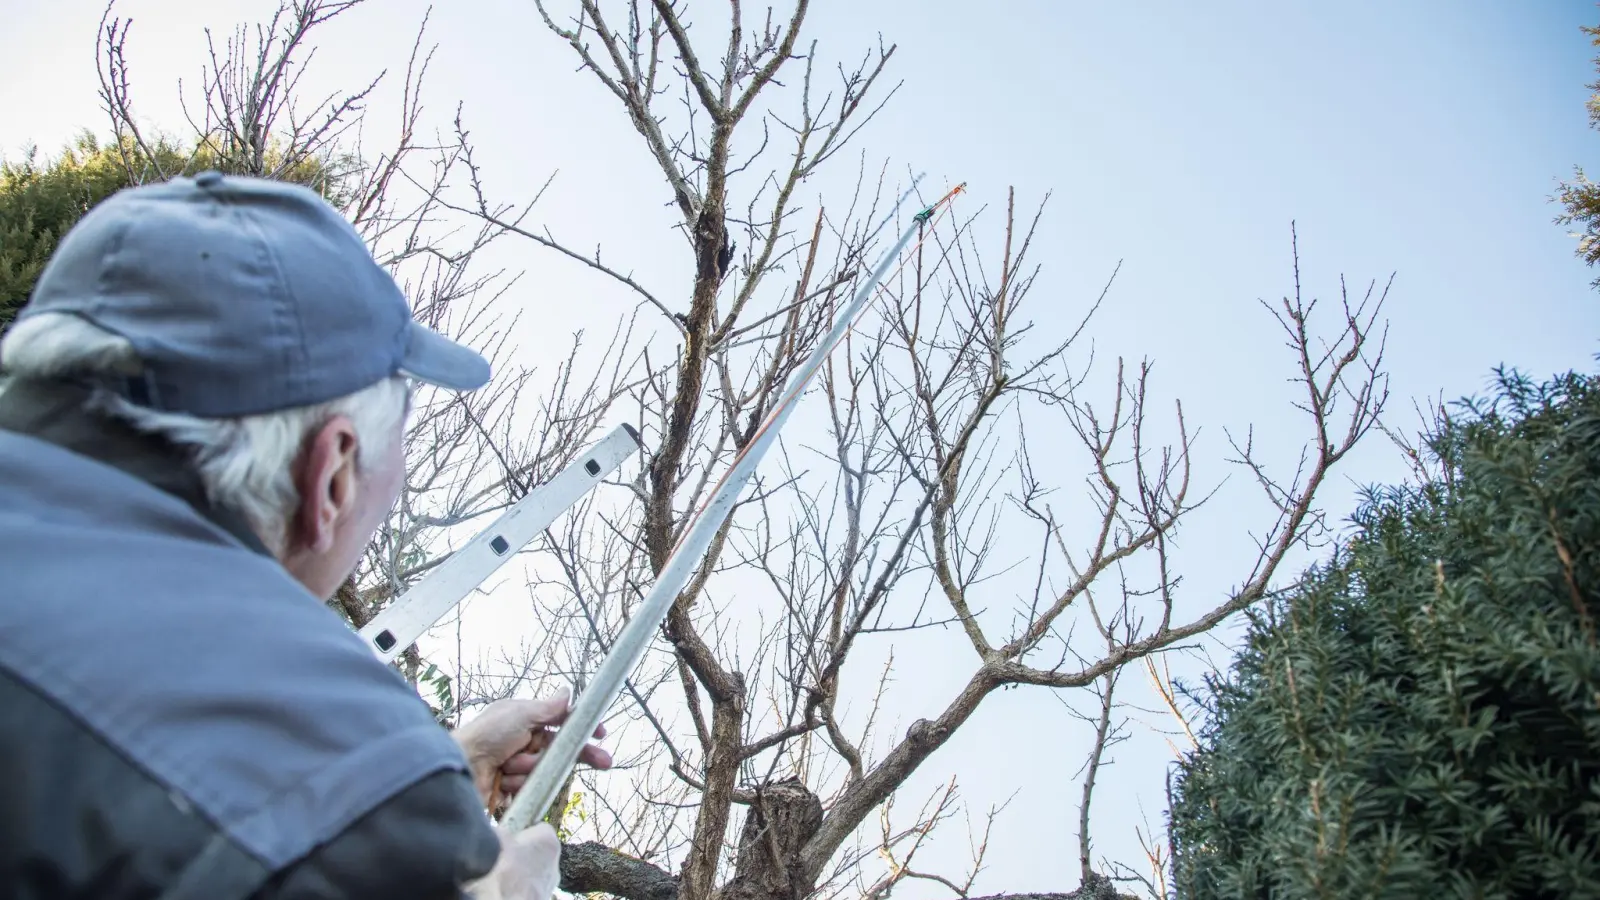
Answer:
[715,778,824,900]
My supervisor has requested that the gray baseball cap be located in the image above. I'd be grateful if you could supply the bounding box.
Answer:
[17,170,490,417]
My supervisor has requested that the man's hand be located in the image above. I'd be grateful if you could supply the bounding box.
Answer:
[466,823,562,900]
[454,689,613,807]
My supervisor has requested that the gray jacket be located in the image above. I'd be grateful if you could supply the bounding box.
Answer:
[0,379,500,898]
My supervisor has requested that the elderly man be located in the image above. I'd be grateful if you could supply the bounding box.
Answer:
[0,171,610,898]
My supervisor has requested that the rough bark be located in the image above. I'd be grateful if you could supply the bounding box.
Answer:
[971,879,1140,900]
[677,672,748,900]
[558,842,1134,900]
[561,841,680,900]
[719,778,824,900]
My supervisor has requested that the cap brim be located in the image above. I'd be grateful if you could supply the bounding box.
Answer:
[399,322,492,392]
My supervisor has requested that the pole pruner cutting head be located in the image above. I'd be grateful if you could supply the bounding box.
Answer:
[913,182,968,225]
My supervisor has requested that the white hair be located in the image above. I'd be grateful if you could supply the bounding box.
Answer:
[0,312,409,555]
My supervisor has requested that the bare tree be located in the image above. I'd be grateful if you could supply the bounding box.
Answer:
[95,1,1391,893]
[410,2,1400,898]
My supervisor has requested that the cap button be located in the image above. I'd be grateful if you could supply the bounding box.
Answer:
[194,170,223,187]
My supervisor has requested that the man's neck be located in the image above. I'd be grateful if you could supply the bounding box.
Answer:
[0,377,275,559]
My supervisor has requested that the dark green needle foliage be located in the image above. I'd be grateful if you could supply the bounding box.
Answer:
[0,134,143,335]
[2,131,349,336]
[1167,365,1600,899]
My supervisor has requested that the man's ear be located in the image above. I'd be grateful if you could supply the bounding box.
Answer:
[293,415,361,554]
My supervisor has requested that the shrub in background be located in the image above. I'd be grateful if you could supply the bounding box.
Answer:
[1168,366,1600,898]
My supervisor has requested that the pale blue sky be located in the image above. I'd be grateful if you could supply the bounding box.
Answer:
[4,1,1598,894]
